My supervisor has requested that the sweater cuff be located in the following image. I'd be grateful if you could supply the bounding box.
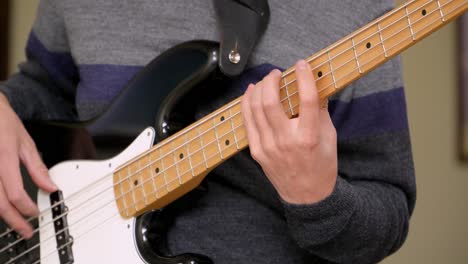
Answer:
[282,176,357,247]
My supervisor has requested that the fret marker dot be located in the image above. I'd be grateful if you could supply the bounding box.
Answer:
[366,42,371,49]
[225,139,230,146]
[318,71,323,78]
[156,168,160,173]
[179,153,184,159]
[134,180,138,186]
[422,9,427,16]
[220,116,225,122]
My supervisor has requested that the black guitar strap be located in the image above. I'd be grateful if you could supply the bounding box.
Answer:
[213,0,270,77]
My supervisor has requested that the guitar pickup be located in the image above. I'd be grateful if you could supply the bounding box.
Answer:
[50,191,74,264]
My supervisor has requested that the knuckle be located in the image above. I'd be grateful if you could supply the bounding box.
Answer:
[278,139,291,152]
[263,98,277,110]
[7,189,26,206]
[299,136,320,149]
[249,147,265,162]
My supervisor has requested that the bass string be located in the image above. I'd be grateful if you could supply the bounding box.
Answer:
[0,0,439,239]
[2,0,462,258]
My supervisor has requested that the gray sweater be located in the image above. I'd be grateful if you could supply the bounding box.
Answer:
[0,0,416,263]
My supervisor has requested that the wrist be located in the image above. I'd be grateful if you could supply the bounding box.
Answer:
[280,173,337,205]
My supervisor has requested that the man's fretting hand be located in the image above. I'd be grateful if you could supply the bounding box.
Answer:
[0,93,57,238]
[241,60,337,204]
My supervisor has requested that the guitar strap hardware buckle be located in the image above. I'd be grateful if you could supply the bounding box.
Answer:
[213,0,270,77]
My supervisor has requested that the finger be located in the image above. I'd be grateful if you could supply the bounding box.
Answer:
[0,182,34,239]
[19,134,57,193]
[251,80,272,134]
[0,153,39,217]
[295,60,320,135]
[262,69,289,132]
[242,84,261,148]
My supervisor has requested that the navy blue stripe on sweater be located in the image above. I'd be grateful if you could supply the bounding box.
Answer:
[329,88,409,141]
[76,64,143,103]
[26,32,79,82]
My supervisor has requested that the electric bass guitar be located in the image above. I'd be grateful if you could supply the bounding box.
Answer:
[1,0,466,263]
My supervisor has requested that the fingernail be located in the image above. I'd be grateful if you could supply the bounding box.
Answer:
[271,69,282,76]
[20,229,33,239]
[297,60,308,70]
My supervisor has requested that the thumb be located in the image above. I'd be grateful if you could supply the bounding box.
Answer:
[19,136,58,193]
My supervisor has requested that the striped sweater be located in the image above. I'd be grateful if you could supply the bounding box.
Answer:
[0,0,416,263]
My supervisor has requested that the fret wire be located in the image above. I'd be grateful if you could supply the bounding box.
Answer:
[351,38,362,73]
[127,122,248,209]
[282,77,295,116]
[148,151,159,198]
[159,148,170,192]
[118,172,129,217]
[184,133,195,177]
[127,166,138,212]
[326,51,338,89]
[171,141,182,185]
[137,159,148,205]
[228,107,240,150]
[377,23,388,57]
[198,126,209,168]
[213,118,224,159]
[405,5,416,40]
[436,0,446,21]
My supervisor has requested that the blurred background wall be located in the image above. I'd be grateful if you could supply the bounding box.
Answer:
[4,0,468,263]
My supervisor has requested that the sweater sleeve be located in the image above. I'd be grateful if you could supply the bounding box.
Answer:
[282,54,416,263]
[0,0,78,121]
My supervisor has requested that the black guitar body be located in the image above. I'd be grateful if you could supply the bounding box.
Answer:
[19,40,226,264]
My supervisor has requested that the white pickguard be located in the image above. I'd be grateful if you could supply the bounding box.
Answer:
[36,127,155,264]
